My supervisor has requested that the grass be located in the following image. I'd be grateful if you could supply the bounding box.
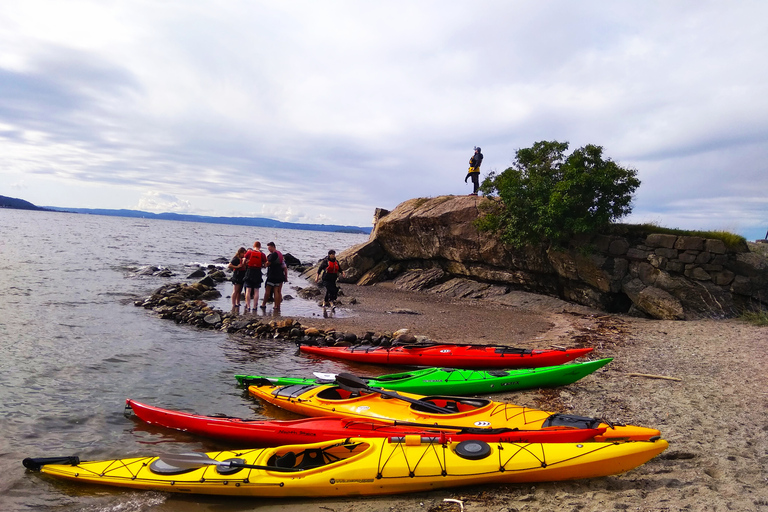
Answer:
[740,310,768,326]
[612,223,748,251]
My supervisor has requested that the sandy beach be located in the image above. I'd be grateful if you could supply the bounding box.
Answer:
[271,282,768,512]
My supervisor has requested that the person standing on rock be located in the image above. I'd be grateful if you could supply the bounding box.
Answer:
[228,247,247,308]
[316,249,345,307]
[261,242,285,312]
[243,241,266,311]
[465,146,483,195]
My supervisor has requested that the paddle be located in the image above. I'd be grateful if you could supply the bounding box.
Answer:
[335,373,455,415]
[158,453,304,472]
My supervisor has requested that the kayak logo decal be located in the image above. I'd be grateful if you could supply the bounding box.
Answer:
[439,349,451,353]
[331,478,375,484]
[474,421,491,427]
[355,406,370,413]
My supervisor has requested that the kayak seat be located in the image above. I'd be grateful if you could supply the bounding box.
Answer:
[412,399,459,414]
[542,413,602,429]
[317,387,360,400]
[269,449,330,470]
[412,396,490,414]
[297,449,326,469]
[268,451,297,469]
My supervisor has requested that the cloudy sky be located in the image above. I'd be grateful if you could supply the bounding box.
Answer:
[1,1,766,238]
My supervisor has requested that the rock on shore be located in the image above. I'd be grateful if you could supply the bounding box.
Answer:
[316,196,768,320]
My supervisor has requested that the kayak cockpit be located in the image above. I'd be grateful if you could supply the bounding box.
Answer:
[315,386,372,400]
[410,396,491,414]
[266,441,368,471]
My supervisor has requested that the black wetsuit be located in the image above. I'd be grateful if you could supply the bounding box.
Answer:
[466,150,483,194]
[318,258,342,304]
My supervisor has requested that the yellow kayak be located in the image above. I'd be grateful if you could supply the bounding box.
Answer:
[248,382,660,442]
[25,436,668,497]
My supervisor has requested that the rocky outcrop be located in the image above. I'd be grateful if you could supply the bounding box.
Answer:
[327,195,768,320]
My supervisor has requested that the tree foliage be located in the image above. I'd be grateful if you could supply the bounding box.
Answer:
[478,140,640,247]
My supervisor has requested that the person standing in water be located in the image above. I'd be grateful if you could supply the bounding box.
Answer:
[243,241,266,311]
[228,247,247,308]
[316,249,345,307]
[465,146,483,195]
[261,242,285,312]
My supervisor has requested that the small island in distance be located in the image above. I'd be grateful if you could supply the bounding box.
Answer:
[0,195,372,235]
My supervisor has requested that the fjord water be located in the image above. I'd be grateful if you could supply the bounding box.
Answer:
[0,209,369,511]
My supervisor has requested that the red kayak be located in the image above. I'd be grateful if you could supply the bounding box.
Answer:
[125,399,605,445]
[299,344,594,369]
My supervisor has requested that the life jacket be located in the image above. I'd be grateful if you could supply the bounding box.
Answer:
[325,259,340,275]
[245,250,264,267]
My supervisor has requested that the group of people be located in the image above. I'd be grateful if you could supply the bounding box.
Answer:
[228,241,289,312]
[225,146,481,312]
[227,243,346,313]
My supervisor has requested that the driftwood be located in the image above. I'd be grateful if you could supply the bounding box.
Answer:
[627,372,682,382]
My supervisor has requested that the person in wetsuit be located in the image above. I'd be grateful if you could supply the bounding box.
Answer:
[228,247,247,308]
[261,242,286,312]
[465,146,483,195]
[316,249,345,307]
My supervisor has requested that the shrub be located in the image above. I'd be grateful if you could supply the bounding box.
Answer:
[478,141,640,248]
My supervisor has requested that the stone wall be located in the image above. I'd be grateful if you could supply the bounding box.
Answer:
[326,196,767,320]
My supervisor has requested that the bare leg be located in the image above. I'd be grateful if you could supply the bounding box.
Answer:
[232,284,242,306]
[261,285,272,309]
[274,284,283,310]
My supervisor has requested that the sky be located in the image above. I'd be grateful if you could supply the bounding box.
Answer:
[1,1,766,239]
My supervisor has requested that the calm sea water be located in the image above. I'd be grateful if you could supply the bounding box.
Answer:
[0,209,371,511]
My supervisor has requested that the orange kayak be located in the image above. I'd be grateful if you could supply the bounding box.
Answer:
[248,383,660,442]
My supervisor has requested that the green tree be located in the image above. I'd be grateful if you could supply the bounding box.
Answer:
[478,140,640,247]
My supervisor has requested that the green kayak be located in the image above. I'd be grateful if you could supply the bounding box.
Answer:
[235,358,612,395]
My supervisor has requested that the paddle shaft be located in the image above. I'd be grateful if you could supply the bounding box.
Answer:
[159,454,303,472]
[335,373,454,415]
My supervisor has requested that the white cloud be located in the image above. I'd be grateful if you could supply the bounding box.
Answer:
[0,1,766,238]
[136,192,192,214]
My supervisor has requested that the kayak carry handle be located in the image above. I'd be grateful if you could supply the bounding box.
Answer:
[23,456,81,472]
[388,434,446,445]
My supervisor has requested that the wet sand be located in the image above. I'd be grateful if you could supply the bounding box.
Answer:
[271,282,768,512]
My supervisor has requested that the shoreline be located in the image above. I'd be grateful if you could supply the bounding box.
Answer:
[246,283,768,512]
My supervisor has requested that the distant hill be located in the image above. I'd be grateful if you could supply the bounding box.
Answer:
[0,195,53,211]
[51,206,372,234]
[1,195,372,234]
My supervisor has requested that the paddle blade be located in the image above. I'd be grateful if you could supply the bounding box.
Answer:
[335,373,368,391]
